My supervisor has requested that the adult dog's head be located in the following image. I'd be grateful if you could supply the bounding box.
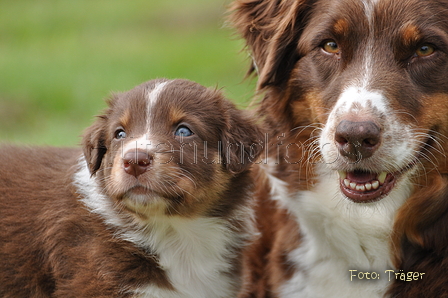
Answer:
[232,0,448,204]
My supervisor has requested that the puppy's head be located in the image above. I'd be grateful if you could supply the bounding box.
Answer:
[82,79,262,218]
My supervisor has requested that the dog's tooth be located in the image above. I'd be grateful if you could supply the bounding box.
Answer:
[365,183,372,191]
[350,182,357,189]
[377,172,387,184]
[372,181,380,189]
[344,179,350,187]
[356,185,365,192]
[338,171,347,180]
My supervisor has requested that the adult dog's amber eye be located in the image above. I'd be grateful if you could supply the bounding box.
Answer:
[323,40,340,54]
[416,44,435,57]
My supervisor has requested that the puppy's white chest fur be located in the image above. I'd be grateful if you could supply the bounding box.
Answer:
[131,217,237,298]
[272,169,412,298]
[75,159,240,298]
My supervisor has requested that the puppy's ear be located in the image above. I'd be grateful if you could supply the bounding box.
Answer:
[221,106,264,174]
[82,114,108,175]
[229,0,310,89]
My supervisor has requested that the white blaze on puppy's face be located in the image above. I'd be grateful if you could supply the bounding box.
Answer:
[146,81,170,134]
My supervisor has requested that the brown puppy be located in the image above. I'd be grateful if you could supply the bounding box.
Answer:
[0,79,262,297]
[230,0,448,297]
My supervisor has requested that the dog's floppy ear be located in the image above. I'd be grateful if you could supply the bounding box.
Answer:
[221,106,264,174]
[82,113,109,175]
[229,0,311,89]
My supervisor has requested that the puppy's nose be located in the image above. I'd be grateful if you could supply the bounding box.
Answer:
[123,150,152,177]
[334,120,381,161]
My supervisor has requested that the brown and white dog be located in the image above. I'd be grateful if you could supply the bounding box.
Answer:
[231,0,448,297]
[0,79,263,297]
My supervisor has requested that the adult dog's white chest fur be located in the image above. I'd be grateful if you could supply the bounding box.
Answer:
[270,167,413,298]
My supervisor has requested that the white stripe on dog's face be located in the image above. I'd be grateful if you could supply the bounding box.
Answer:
[360,0,379,92]
[117,81,171,156]
[146,81,169,133]
[362,0,380,25]
[332,87,387,114]
[110,81,171,201]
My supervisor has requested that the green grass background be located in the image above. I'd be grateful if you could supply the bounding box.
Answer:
[0,0,255,146]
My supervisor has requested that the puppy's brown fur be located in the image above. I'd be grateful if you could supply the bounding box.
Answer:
[0,79,263,297]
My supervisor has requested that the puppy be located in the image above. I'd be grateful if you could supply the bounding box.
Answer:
[0,79,262,297]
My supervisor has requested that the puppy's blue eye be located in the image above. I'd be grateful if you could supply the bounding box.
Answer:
[115,129,127,139]
[175,126,194,137]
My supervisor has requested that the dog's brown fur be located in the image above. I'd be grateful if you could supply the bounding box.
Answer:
[0,79,263,297]
[230,0,448,297]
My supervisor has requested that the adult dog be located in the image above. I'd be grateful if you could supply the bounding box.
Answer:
[0,79,262,297]
[231,0,448,297]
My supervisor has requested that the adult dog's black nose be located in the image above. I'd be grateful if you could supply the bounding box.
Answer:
[334,120,381,161]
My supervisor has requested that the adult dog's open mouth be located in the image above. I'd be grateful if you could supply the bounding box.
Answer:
[338,170,397,203]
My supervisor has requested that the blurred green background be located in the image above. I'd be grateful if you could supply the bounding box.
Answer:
[0,0,255,146]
